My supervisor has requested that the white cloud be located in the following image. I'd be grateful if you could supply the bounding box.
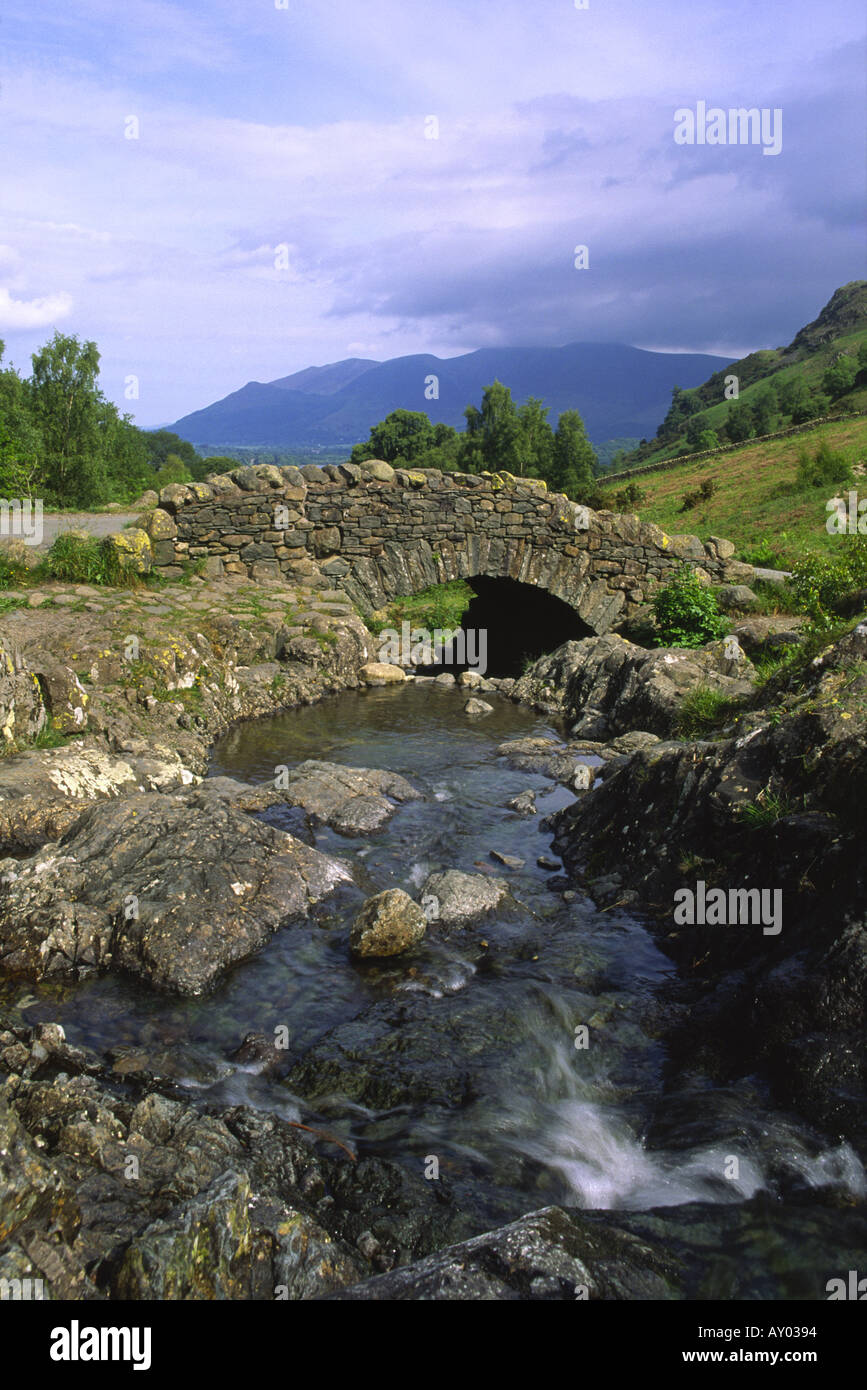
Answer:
[0,287,73,330]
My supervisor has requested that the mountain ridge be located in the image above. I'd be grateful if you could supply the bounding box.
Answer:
[168,341,735,451]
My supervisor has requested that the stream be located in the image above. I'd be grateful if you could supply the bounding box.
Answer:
[12,683,866,1267]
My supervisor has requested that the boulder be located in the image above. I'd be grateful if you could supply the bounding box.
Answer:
[272,760,421,835]
[114,1172,266,1300]
[360,662,406,685]
[0,788,352,994]
[714,584,760,613]
[358,459,395,483]
[349,889,427,957]
[464,697,493,716]
[158,483,192,509]
[103,528,152,575]
[420,869,512,923]
[0,641,47,745]
[145,508,178,541]
[512,634,755,740]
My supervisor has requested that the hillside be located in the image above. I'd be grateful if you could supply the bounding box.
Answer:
[598,415,867,569]
[616,283,867,469]
[167,342,733,452]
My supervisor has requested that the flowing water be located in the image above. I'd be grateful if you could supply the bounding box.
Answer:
[11,684,865,1253]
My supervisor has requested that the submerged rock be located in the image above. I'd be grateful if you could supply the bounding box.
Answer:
[464,697,493,716]
[325,1199,867,1301]
[350,889,427,957]
[271,759,421,835]
[421,869,512,923]
[489,850,524,870]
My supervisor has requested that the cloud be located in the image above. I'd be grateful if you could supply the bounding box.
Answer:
[0,287,73,330]
[0,1,863,423]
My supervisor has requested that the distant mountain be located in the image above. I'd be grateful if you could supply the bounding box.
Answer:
[168,343,735,451]
[269,358,380,394]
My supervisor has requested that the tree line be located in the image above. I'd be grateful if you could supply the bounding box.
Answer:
[351,380,599,500]
[0,331,603,508]
[0,331,236,507]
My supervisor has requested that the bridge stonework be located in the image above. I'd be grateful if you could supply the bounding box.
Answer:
[149,461,751,634]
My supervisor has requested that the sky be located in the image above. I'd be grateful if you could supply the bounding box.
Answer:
[0,0,864,427]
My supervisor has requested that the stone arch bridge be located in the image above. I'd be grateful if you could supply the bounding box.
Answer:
[145,460,750,634]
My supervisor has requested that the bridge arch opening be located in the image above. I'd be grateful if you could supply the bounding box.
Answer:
[419,575,593,679]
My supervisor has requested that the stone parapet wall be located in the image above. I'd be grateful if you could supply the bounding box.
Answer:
[144,460,750,634]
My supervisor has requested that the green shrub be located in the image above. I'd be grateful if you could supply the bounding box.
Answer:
[694,429,720,452]
[153,453,194,488]
[44,532,141,587]
[652,565,728,648]
[681,476,717,511]
[794,437,852,490]
[738,538,784,568]
[612,481,646,511]
[0,549,29,590]
[790,535,867,632]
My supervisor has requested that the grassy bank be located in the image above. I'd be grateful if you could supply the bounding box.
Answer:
[599,417,867,569]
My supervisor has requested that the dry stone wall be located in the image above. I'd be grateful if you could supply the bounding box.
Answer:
[145,460,751,635]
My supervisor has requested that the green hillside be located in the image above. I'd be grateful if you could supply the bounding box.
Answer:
[614,283,867,470]
[598,415,867,570]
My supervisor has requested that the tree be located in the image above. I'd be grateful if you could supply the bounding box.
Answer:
[463,380,522,475]
[551,409,597,498]
[725,400,754,443]
[695,429,720,451]
[413,423,461,472]
[823,355,858,401]
[515,397,554,478]
[195,455,238,479]
[685,413,712,447]
[0,342,43,497]
[102,408,151,499]
[751,383,778,435]
[154,452,193,487]
[27,332,106,504]
[350,409,435,466]
[777,376,811,421]
[657,385,703,442]
[143,430,200,472]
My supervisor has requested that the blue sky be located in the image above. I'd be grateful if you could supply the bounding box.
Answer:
[0,0,864,425]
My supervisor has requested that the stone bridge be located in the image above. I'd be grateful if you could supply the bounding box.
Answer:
[145,460,751,634]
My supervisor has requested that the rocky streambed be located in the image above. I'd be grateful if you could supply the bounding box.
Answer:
[0,572,865,1301]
